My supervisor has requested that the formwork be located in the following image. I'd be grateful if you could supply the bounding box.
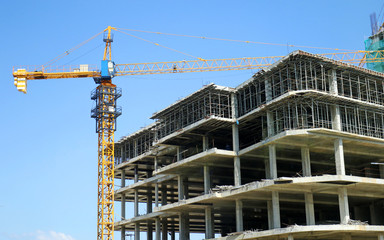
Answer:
[114,50,384,240]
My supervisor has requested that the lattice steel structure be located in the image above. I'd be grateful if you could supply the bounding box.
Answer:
[91,83,122,240]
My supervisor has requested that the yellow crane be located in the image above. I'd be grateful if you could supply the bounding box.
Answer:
[12,26,384,240]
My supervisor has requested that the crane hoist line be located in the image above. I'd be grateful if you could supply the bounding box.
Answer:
[12,26,384,240]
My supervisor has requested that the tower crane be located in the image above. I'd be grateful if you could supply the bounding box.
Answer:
[12,26,384,240]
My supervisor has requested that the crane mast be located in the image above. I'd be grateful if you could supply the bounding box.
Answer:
[91,26,121,240]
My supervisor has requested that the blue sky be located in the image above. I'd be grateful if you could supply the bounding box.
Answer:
[1,1,383,240]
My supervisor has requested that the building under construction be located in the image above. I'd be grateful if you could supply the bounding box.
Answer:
[113,50,384,240]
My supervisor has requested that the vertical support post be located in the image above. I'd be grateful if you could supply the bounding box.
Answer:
[121,170,126,240]
[177,175,185,201]
[343,233,352,240]
[135,223,140,240]
[338,187,350,224]
[235,199,243,232]
[271,191,281,229]
[203,135,209,151]
[231,93,241,187]
[334,138,346,175]
[177,146,182,161]
[155,183,159,208]
[269,145,277,179]
[304,193,315,225]
[161,186,167,206]
[288,235,294,240]
[267,201,273,230]
[301,147,311,177]
[205,207,214,239]
[204,165,211,194]
[162,217,168,240]
[147,220,153,240]
[155,217,161,240]
[154,157,158,172]
[378,234,384,240]
[179,212,190,240]
[380,165,384,179]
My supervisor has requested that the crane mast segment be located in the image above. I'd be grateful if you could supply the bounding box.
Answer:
[91,83,121,240]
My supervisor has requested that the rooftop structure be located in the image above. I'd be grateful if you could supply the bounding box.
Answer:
[114,50,384,240]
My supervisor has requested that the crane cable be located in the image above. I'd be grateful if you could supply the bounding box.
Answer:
[116,27,353,52]
[43,30,105,67]
[115,29,206,61]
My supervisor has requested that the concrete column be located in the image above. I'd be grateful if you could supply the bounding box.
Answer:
[234,156,241,186]
[269,145,277,179]
[147,191,152,214]
[134,139,138,157]
[203,135,209,151]
[267,201,273,230]
[134,189,139,217]
[177,146,183,161]
[271,191,281,229]
[288,235,294,240]
[170,229,175,240]
[205,207,214,239]
[162,217,168,240]
[304,193,315,225]
[121,227,125,240]
[380,165,384,179]
[135,222,140,240]
[147,220,153,240]
[334,138,346,175]
[343,234,351,240]
[154,157,158,171]
[328,69,338,95]
[161,186,167,206]
[235,199,243,232]
[265,77,272,102]
[179,212,190,240]
[121,170,126,187]
[204,165,211,194]
[338,187,350,224]
[378,234,384,240]
[301,147,311,177]
[265,159,271,179]
[121,169,126,220]
[178,175,185,200]
[134,165,139,183]
[155,217,161,240]
[231,93,241,187]
[267,111,275,137]
[155,183,159,207]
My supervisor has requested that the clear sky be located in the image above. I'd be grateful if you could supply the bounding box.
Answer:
[1,0,383,240]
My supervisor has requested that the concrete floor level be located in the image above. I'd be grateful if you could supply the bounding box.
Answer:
[114,51,384,240]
